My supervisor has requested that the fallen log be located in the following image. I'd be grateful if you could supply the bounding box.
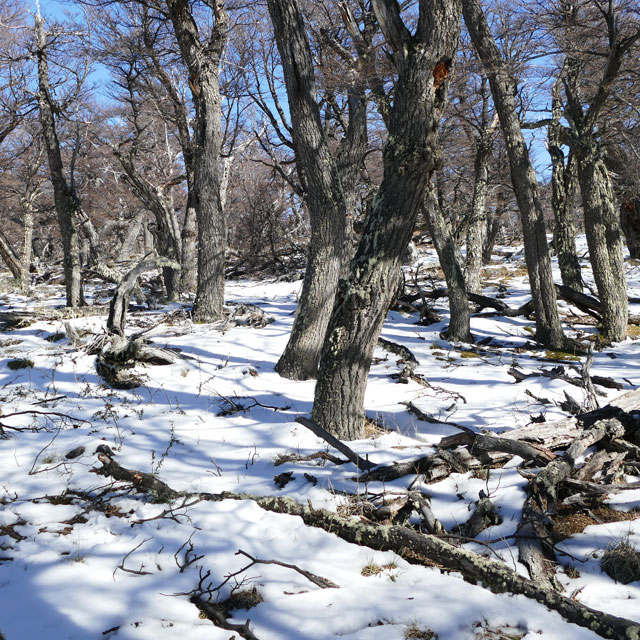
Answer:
[92,455,640,640]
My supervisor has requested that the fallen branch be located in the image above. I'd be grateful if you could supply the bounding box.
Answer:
[91,454,640,640]
[295,417,377,471]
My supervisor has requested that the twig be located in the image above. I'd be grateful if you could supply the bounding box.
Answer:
[114,538,154,578]
[235,549,339,589]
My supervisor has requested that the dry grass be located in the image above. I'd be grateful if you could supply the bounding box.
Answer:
[553,504,639,542]
[601,539,640,584]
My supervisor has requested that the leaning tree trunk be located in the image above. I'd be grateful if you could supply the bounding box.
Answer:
[463,0,566,350]
[268,0,367,380]
[35,14,84,308]
[166,0,228,322]
[115,151,182,300]
[424,188,472,341]
[549,75,582,292]
[311,0,463,440]
[575,149,628,342]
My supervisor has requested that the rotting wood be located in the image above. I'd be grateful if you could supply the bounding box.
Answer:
[92,455,640,640]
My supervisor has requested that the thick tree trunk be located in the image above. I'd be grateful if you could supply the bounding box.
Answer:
[424,188,472,341]
[463,0,565,349]
[0,229,21,281]
[575,151,628,341]
[311,0,462,439]
[166,0,228,322]
[116,210,145,262]
[35,15,83,308]
[268,0,366,380]
[549,77,582,291]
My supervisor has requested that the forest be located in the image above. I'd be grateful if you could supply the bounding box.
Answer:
[1,1,640,639]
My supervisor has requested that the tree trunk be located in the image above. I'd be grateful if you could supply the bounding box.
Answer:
[115,151,182,300]
[268,0,366,380]
[116,210,145,262]
[20,200,35,293]
[424,188,472,341]
[549,76,582,291]
[575,151,628,341]
[620,196,640,259]
[463,0,565,349]
[465,113,497,294]
[180,192,198,293]
[35,15,84,308]
[311,0,463,439]
[165,0,228,322]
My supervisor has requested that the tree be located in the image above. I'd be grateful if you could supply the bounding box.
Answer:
[33,6,88,307]
[311,0,463,439]
[162,0,229,321]
[551,0,638,341]
[462,0,567,349]
[266,0,367,380]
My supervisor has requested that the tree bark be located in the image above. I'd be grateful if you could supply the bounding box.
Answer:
[165,0,228,321]
[424,187,472,341]
[621,196,640,259]
[549,74,582,291]
[311,0,463,439]
[575,152,628,341]
[465,108,498,294]
[34,14,84,308]
[463,0,565,349]
[268,0,359,380]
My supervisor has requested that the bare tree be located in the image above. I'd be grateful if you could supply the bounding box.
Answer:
[266,0,368,380]
[33,6,88,307]
[462,0,567,349]
[312,0,463,439]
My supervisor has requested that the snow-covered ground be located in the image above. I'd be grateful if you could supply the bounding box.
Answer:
[1,239,640,640]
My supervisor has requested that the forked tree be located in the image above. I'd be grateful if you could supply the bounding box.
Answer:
[311,0,463,440]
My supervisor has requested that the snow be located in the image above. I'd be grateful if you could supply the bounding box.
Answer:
[1,241,640,639]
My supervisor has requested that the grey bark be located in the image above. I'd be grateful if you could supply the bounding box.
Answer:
[575,153,628,341]
[311,0,463,439]
[0,229,21,280]
[34,14,84,308]
[549,74,582,291]
[465,97,498,294]
[621,196,640,259]
[558,7,638,342]
[114,150,182,300]
[462,0,565,349]
[165,0,228,321]
[424,187,472,341]
[268,0,367,380]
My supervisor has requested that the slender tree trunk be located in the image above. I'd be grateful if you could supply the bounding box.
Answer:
[549,73,582,291]
[465,131,494,293]
[20,200,34,293]
[268,0,366,380]
[165,0,228,322]
[180,191,198,293]
[312,0,463,439]
[425,188,472,341]
[35,15,84,307]
[463,0,565,349]
[575,150,628,341]
[621,196,640,259]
